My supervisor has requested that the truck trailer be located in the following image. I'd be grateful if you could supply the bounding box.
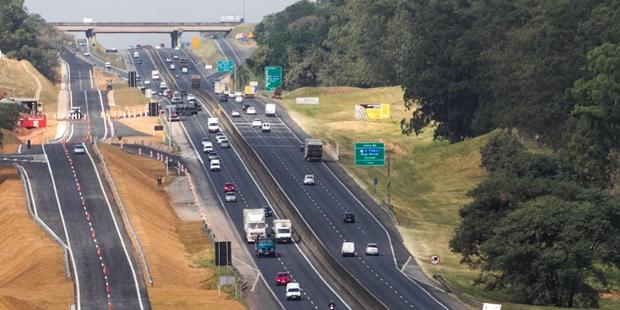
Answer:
[190,75,201,89]
[304,139,323,161]
[243,209,266,243]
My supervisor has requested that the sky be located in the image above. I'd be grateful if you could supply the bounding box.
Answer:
[24,0,301,47]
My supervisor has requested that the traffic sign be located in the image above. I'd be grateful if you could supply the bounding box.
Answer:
[217,60,235,72]
[354,142,385,166]
[264,66,282,92]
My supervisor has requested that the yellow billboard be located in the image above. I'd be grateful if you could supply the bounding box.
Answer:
[355,104,390,120]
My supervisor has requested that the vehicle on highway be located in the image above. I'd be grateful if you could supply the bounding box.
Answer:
[261,122,271,132]
[251,119,262,128]
[73,144,86,155]
[341,241,355,257]
[181,67,188,74]
[207,150,219,160]
[83,52,90,57]
[365,243,379,256]
[275,272,290,286]
[144,80,150,86]
[136,58,143,64]
[285,282,302,301]
[171,94,183,104]
[167,113,180,122]
[201,138,210,147]
[160,82,167,89]
[265,103,276,116]
[169,63,176,70]
[220,94,228,102]
[210,159,221,171]
[151,70,160,80]
[304,139,323,161]
[343,212,355,223]
[235,96,243,103]
[215,134,227,144]
[255,235,277,257]
[228,92,236,99]
[208,117,220,133]
[187,93,196,101]
[223,182,235,192]
[104,62,112,69]
[133,51,140,58]
[246,106,256,115]
[165,57,172,63]
[163,89,173,99]
[173,55,179,60]
[231,109,241,117]
[242,102,251,111]
[234,91,242,97]
[225,191,237,202]
[273,219,292,243]
[219,139,231,148]
[244,209,267,242]
[203,141,214,153]
[263,206,273,217]
[303,174,316,185]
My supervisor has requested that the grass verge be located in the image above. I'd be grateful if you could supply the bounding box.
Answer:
[280,86,620,309]
[0,58,58,117]
[99,144,245,309]
[0,166,73,309]
[192,38,224,67]
[90,39,125,69]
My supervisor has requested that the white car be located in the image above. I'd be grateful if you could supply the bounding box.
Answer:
[219,139,231,148]
[160,82,167,89]
[285,282,301,301]
[201,138,211,147]
[187,93,196,101]
[234,91,242,97]
[165,58,172,63]
[365,243,379,256]
[104,62,112,69]
[144,80,151,86]
[225,192,237,202]
[251,119,262,128]
[235,96,243,103]
[228,92,236,99]
[261,122,271,132]
[209,159,221,171]
[169,63,176,70]
[83,52,90,57]
[181,67,188,74]
[246,106,256,115]
[73,144,86,155]
[341,241,355,257]
[231,109,241,117]
[203,141,214,153]
[215,134,227,144]
[303,174,315,185]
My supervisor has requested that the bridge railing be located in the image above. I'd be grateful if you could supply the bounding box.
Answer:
[49,22,241,27]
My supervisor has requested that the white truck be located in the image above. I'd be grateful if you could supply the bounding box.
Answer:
[265,103,276,117]
[214,82,227,95]
[151,70,160,81]
[243,209,267,243]
[273,219,292,243]
[207,117,219,133]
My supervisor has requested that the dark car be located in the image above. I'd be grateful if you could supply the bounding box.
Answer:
[343,212,355,223]
[220,94,228,102]
[263,206,273,217]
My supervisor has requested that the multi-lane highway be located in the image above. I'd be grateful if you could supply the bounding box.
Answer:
[131,47,349,309]
[6,48,150,309]
[143,42,460,309]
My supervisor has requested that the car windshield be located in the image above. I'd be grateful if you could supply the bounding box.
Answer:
[249,223,265,229]
[278,228,291,233]
[278,273,289,277]
[288,288,300,292]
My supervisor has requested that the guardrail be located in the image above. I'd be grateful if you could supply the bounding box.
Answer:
[433,274,483,309]
[50,22,241,27]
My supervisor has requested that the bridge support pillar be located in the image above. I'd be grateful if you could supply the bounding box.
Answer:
[171,30,182,49]
[85,28,96,39]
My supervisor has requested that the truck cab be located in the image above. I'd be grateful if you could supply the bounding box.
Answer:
[255,236,276,257]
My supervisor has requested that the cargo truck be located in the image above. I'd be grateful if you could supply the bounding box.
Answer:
[244,209,267,242]
[151,70,160,80]
[265,103,276,117]
[304,139,323,161]
[273,219,292,243]
[191,75,201,89]
[214,82,226,95]
[255,236,276,257]
[244,86,255,98]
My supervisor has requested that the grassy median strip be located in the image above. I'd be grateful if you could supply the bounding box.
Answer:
[99,144,245,309]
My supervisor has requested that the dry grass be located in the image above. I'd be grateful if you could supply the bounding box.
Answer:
[90,40,125,69]
[111,84,148,113]
[193,39,223,67]
[92,67,118,91]
[0,129,20,154]
[0,58,59,117]
[0,166,73,309]
[100,145,245,309]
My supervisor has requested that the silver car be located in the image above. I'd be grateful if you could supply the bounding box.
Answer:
[225,192,237,202]
[73,144,86,155]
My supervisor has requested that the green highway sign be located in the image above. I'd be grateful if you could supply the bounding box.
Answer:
[217,60,235,72]
[264,66,282,92]
[354,142,385,166]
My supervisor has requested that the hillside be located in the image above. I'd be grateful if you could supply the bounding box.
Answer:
[0,57,58,116]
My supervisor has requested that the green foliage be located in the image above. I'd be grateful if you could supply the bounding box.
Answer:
[0,102,26,131]
[0,0,66,79]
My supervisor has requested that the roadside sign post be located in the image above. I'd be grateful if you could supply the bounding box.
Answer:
[217,60,235,73]
[264,66,282,92]
[373,177,379,194]
[354,142,385,166]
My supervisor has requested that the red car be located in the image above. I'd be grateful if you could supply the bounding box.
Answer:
[223,182,236,193]
[275,272,290,286]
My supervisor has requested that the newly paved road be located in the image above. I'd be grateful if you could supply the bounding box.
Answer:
[163,40,461,310]
[139,47,349,309]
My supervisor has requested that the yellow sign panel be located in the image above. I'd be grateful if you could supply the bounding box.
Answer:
[364,104,391,120]
[192,36,200,49]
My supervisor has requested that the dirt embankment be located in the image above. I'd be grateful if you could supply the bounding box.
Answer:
[0,166,73,309]
[99,145,245,309]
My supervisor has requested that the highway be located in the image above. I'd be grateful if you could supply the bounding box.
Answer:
[131,47,348,309]
[12,48,150,309]
[152,41,459,309]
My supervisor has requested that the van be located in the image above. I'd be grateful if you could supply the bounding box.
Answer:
[133,51,139,58]
[104,62,112,69]
[207,117,220,133]
[285,282,301,301]
[341,241,355,257]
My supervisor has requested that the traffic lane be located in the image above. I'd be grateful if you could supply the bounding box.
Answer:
[85,90,108,140]
[20,161,67,242]
[69,144,147,309]
[44,143,109,308]
[182,115,342,308]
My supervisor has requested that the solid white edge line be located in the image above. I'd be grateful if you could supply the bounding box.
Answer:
[83,143,145,309]
[221,39,242,64]
[96,89,108,139]
[42,144,81,310]
[89,69,94,89]
[17,144,22,154]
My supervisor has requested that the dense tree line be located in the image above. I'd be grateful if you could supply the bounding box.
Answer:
[0,0,66,79]
[251,0,620,307]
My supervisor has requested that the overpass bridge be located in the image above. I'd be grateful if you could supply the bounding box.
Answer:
[49,22,241,48]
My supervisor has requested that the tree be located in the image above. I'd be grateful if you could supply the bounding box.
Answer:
[481,196,620,307]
